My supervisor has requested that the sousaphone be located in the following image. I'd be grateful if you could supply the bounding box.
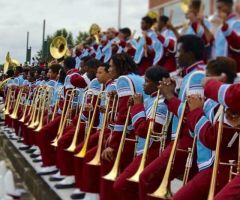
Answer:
[50,36,68,59]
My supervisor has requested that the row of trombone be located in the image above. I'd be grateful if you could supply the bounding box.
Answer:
[4,82,240,200]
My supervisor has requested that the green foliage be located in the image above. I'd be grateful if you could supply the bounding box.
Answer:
[75,31,89,46]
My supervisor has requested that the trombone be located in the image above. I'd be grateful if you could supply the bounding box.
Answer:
[75,90,102,158]
[149,70,205,199]
[51,89,79,147]
[87,91,112,166]
[128,90,172,183]
[103,105,132,181]
[66,90,94,152]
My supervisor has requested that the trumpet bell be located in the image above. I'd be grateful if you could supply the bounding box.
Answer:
[50,36,68,59]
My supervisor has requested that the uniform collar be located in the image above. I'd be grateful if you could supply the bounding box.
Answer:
[183,60,205,76]
[227,13,236,22]
[150,91,158,97]
[67,68,79,75]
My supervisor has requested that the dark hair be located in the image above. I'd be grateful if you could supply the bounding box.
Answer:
[142,16,154,27]
[34,67,42,75]
[64,57,76,70]
[49,64,62,74]
[80,55,92,63]
[159,15,169,25]
[85,58,101,69]
[207,57,237,83]
[217,0,233,5]
[99,63,110,72]
[6,69,14,77]
[15,66,23,73]
[111,53,138,75]
[178,34,205,61]
[191,0,202,10]
[58,68,66,84]
[28,69,36,79]
[119,27,131,38]
[145,66,170,82]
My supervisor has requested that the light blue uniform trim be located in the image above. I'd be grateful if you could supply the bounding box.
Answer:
[218,84,231,107]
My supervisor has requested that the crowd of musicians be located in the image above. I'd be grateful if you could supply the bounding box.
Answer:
[2,0,240,199]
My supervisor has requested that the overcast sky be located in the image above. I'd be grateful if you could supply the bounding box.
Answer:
[0,0,148,64]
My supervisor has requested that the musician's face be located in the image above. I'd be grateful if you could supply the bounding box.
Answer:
[217,2,232,18]
[96,66,110,84]
[176,43,188,68]
[108,60,119,80]
[143,76,157,95]
[48,69,58,80]
[141,20,150,31]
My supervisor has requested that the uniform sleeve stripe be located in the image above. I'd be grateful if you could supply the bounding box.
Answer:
[218,84,231,107]
[194,116,208,136]
[132,111,146,125]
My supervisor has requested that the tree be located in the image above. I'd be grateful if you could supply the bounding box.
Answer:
[75,31,89,46]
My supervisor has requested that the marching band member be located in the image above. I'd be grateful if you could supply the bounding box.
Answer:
[156,15,177,72]
[139,35,205,200]
[71,63,116,199]
[113,66,170,200]
[214,0,240,69]
[99,53,145,200]
[54,73,101,189]
[172,57,238,200]
[134,16,158,75]
[36,57,91,175]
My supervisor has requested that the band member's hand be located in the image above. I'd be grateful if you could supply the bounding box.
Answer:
[108,91,117,99]
[226,108,240,127]
[132,94,143,105]
[127,97,134,107]
[159,78,176,100]
[202,73,227,87]
[101,147,115,162]
[187,94,204,111]
[84,104,93,112]
[99,105,106,113]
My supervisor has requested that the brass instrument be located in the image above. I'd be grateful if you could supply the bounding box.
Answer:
[35,86,54,132]
[180,0,191,13]
[87,91,111,166]
[28,87,44,128]
[51,89,79,147]
[19,87,37,123]
[75,91,102,158]
[4,52,20,74]
[128,90,161,182]
[229,134,240,181]
[207,105,224,200]
[89,23,101,44]
[9,87,24,119]
[103,106,132,181]
[50,36,68,59]
[51,86,64,121]
[149,70,206,199]
[149,101,187,199]
[66,90,94,152]
[4,87,14,115]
